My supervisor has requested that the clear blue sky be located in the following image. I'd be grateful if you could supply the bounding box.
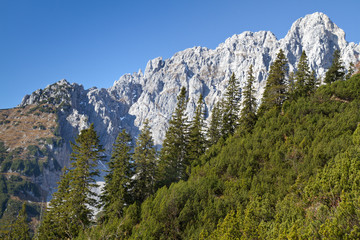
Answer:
[1,0,359,109]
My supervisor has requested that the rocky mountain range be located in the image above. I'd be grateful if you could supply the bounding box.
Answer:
[5,12,360,202]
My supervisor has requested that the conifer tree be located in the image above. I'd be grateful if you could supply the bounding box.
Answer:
[258,49,288,115]
[324,49,345,84]
[287,71,295,100]
[294,51,311,98]
[208,100,223,146]
[222,73,241,137]
[66,123,105,237]
[188,94,207,168]
[306,70,319,95]
[133,119,157,203]
[10,203,30,240]
[37,168,71,239]
[38,124,105,239]
[101,129,133,220]
[345,62,355,80]
[240,65,257,132]
[158,87,189,185]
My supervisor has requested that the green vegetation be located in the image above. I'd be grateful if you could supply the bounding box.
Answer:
[324,49,345,84]
[221,72,241,137]
[75,54,360,239]
[38,124,105,239]
[133,120,157,203]
[239,65,257,132]
[158,86,190,185]
[5,49,360,239]
[258,49,288,115]
[8,203,31,240]
[101,129,134,221]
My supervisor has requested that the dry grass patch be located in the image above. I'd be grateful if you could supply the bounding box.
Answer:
[0,104,57,150]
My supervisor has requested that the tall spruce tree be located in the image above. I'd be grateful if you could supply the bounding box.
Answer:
[159,87,189,186]
[293,51,311,98]
[38,124,105,239]
[222,73,241,137]
[188,94,207,168]
[208,100,223,146]
[10,203,30,240]
[240,65,257,132]
[324,49,345,84]
[101,129,133,220]
[66,123,105,237]
[133,119,157,203]
[258,49,288,115]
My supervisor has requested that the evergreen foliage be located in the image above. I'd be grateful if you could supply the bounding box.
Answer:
[37,168,71,239]
[324,49,345,84]
[346,62,355,80]
[307,70,319,95]
[133,119,157,203]
[158,87,189,185]
[188,94,207,169]
[221,73,241,137]
[9,202,30,240]
[101,129,134,220]
[37,167,71,240]
[258,49,288,115]
[38,124,105,239]
[66,124,105,236]
[293,51,312,98]
[240,65,257,132]
[208,101,223,146]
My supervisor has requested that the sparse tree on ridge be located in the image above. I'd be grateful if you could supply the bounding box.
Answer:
[240,65,257,132]
[258,49,288,115]
[294,51,311,98]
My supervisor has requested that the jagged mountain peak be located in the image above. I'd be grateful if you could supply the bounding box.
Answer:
[20,13,360,148]
[280,12,357,75]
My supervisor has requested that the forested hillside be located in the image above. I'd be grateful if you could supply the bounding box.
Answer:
[82,72,360,239]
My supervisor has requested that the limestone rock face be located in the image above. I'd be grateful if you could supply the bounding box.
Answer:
[18,12,360,197]
[20,12,360,147]
[120,12,360,144]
